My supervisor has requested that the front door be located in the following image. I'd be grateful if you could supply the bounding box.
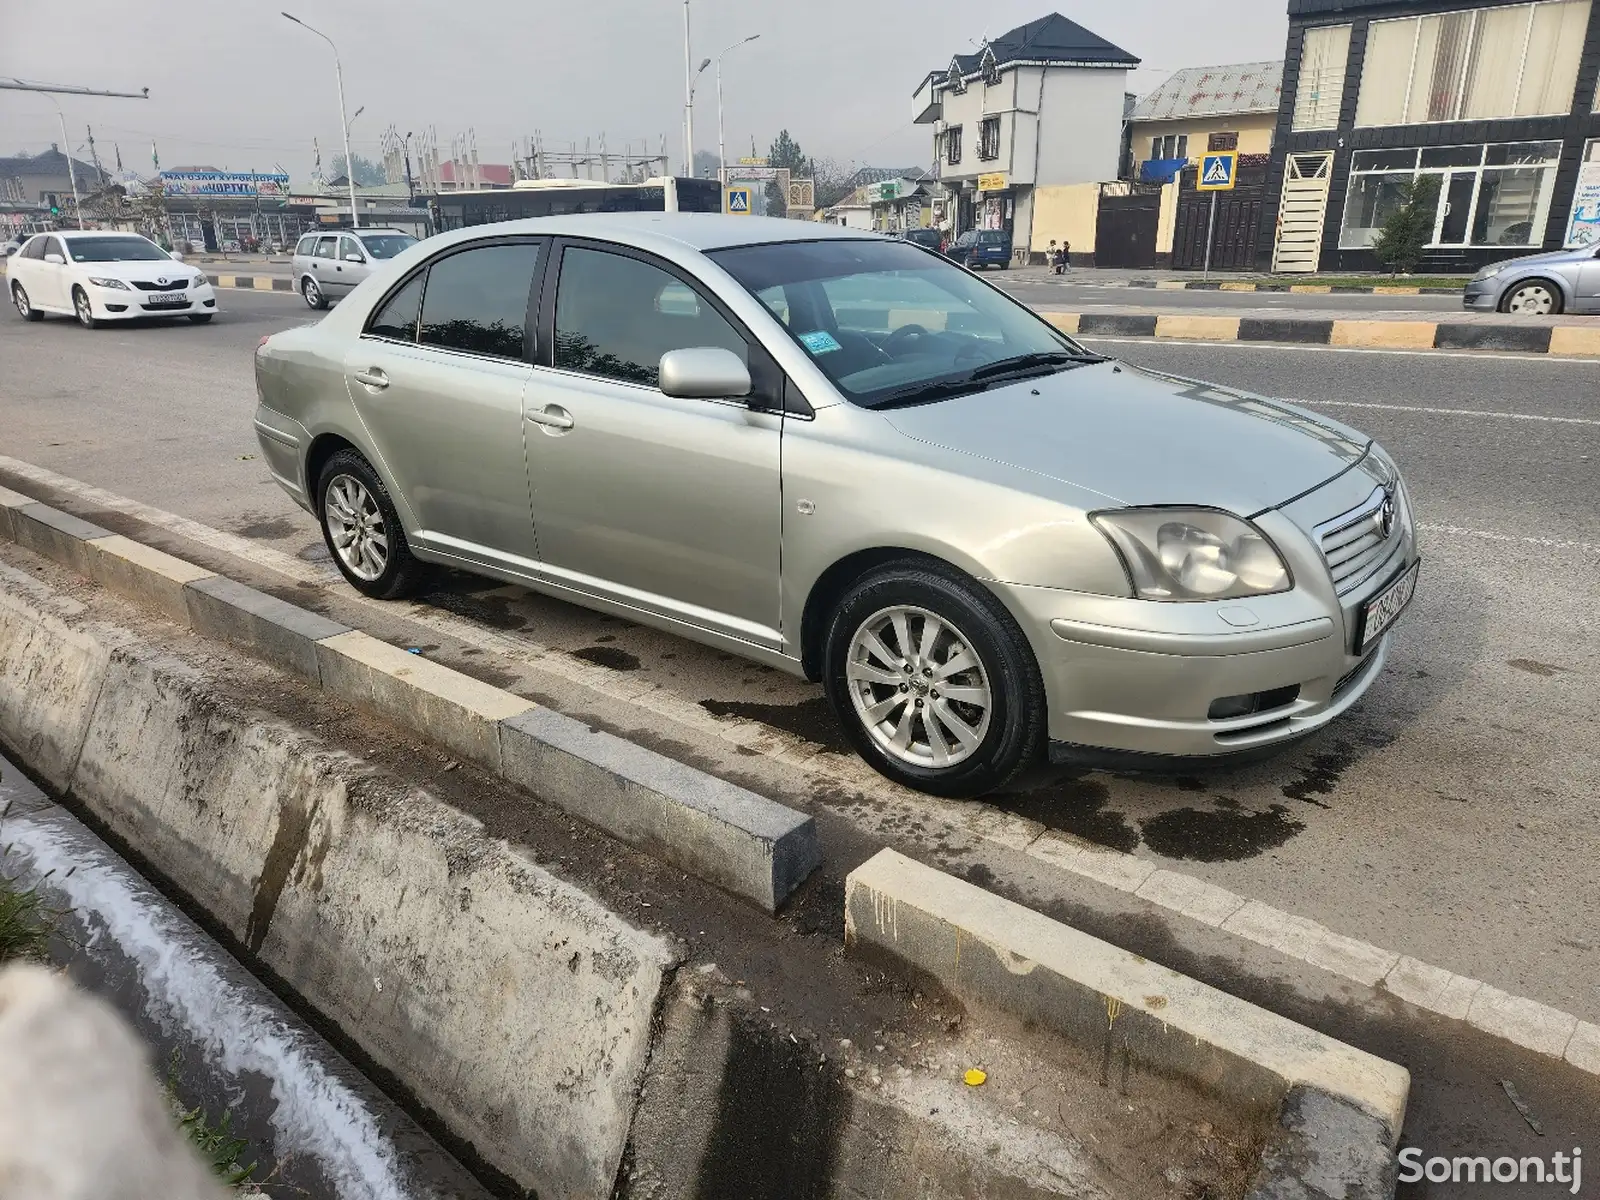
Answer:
[312,235,340,294]
[38,236,69,309]
[335,235,367,293]
[523,242,782,646]
[341,238,543,566]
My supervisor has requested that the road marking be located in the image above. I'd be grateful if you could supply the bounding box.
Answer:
[1300,399,1600,427]
[1077,334,1600,364]
[1417,524,1598,554]
[3,456,1596,1074]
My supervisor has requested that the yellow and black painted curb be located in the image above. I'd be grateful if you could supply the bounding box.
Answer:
[206,274,296,292]
[1128,280,1460,295]
[1042,311,1600,356]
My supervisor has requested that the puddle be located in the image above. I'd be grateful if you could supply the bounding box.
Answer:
[1280,742,1357,806]
[297,541,332,563]
[571,645,641,672]
[991,776,1140,854]
[700,696,849,755]
[1139,799,1304,862]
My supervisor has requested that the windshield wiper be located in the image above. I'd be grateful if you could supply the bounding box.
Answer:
[968,350,1105,381]
[866,377,992,410]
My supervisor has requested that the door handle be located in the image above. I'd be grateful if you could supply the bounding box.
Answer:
[353,369,389,389]
[525,406,574,431]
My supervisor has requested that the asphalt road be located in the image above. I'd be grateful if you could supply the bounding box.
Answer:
[2,286,1598,1170]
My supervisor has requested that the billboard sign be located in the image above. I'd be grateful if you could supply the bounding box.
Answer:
[159,171,290,197]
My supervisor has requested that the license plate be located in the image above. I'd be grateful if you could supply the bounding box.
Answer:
[146,291,186,305]
[1357,561,1419,651]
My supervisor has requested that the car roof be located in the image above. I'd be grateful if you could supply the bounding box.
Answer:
[54,230,156,239]
[435,212,888,254]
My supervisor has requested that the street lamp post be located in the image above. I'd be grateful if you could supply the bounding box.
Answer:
[282,11,360,228]
[715,35,760,180]
[48,101,84,229]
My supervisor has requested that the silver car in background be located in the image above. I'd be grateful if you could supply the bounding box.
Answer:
[254,215,1420,797]
[1462,241,1600,314]
[292,227,417,310]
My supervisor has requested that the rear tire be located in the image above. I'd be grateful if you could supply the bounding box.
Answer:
[1499,278,1562,316]
[11,283,42,321]
[822,561,1045,798]
[302,276,327,310]
[316,449,427,599]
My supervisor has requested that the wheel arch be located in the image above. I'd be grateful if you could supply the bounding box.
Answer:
[304,432,361,516]
[1499,274,1568,313]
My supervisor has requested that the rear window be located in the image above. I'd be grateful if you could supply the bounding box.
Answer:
[977,231,1007,245]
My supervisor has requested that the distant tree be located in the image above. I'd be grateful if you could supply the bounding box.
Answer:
[1371,175,1440,276]
[764,130,810,215]
[329,153,386,187]
[692,150,720,179]
[810,156,855,208]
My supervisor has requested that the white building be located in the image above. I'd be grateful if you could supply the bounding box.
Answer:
[912,12,1139,262]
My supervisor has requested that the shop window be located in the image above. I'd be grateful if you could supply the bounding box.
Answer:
[1355,1,1590,127]
[978,118,1001,161]
[1293,24,1352,131]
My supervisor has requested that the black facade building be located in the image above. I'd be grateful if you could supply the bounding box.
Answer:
[1257,0,1600,272]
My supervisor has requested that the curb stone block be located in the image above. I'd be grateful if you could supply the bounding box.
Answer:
[10,503,113,576]
[0,485,33,541]
[498,706,821,911]
[183,575,349,682]
[86,535,214,624]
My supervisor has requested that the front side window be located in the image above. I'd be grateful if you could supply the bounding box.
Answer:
[358,233,417,259]
[44,237,66,260]
[553,246,747,388]
[710,239,1092,409]
[418,241,540,359]
[339,235,363,261]
[314,236,337,260]
[367,274,424,341]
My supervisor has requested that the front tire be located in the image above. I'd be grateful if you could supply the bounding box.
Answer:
[11,283,42,321]
[1500,278,1562,315]
[302,276,327,310]
[72,286,98,329]
[823,561,1045,798]
[316,450,427,599]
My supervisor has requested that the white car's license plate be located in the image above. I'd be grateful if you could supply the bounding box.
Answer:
[1358,561,1419,651]
[146,291,186,305]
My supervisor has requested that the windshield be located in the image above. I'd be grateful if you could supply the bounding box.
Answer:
[707,238,1096,408]
[358,233,417,260]
[65,236,170,263]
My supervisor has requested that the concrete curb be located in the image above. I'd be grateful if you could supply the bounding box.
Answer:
[846,848,1408,1199]
[1044,310,1600,356]
[1127,279,1460,295]
[206,274,296,292]
[0,490,821,912]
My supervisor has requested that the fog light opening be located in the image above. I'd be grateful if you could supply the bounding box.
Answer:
[1208,684,1301,722]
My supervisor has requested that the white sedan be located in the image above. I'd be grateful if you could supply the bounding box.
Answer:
[7,230,217,328]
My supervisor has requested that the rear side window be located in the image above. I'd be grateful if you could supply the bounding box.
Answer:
[418,241,540,359]
[23,237,46,260]
[296,234,317,255]
[314,236,337,259]
[367,274,423,341]
[553,246,747,388]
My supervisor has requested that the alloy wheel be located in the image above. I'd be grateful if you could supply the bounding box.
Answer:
[12,286,28,318]
[74,289,93,326]
[303,278,322,308]
[323,473,389,581]
[845,605,993,768]
[1505,283,1555,315]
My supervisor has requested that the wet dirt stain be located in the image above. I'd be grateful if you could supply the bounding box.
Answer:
[700,696,849,755]
[236,516,298,540]
[423,590,529,631]
[1139,799,1304,863]
[991,776,1140,854]
[1280,741,1358,807]
[594,634,617,643]
[1508,658,1566,677]
[297,541,332,563]
[571,645,641,671]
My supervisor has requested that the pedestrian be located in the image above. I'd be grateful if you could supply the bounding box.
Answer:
[1055,239,1071,274]
[1046,239,1058,272]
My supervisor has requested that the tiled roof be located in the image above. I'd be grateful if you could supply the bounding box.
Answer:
[1128,61,1284,122]
[940,12,1138,84]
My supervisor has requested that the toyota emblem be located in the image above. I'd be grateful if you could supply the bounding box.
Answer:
[156,276,168,286]
[1379,492,1397,539]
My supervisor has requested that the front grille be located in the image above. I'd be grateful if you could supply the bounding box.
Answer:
[1315,486,1401,594]
[130,280,184,291]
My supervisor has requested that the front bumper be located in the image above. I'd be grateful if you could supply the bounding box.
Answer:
[88,283,216,318]
[995,508,1419,761]
[1461,280,1500,311]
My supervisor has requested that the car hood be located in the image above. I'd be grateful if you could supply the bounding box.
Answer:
[882,361,1370,513]
[1490,247,1586,270]
[68,258,199,283]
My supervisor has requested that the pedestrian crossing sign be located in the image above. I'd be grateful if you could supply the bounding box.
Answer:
[725,186,753,215]
[1198,151,1238,191]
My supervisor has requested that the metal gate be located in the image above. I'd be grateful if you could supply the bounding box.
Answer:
[1094,190,1161,269]
[1271,152,1335,273]
[1173,157,1267,272]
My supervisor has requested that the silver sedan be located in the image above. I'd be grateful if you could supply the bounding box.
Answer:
[253,214,1420,797]
[1462,242,1600,314]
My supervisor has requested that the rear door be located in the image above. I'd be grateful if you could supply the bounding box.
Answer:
[341,237,544,567]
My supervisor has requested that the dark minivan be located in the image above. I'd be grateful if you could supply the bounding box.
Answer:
[944,229,1012,270]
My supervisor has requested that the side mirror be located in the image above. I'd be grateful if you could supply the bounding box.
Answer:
[44,252,65,265]
[345,253,365,263]
[659,347,751,400]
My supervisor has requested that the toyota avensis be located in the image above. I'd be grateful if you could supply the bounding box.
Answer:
[253,214,1420,797]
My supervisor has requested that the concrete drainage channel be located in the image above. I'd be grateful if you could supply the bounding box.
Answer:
[0,483,1409,1199]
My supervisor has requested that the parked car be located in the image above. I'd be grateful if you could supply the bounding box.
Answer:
[7,231,216,328]
[944,228,1013,270]
[898,228,943,252]
[254,216,1419,797]
[292,228,418,310]
[2,236,23,258]
[1462,242,1600,314]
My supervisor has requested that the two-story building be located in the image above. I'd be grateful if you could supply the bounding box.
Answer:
[912,13,1139,262]
[1126,62,1284,183]
[1257,0,1600,272]
[0,146,109,223]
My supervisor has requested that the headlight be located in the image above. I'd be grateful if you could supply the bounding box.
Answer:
[190,274,209,289]
[1473,264,1504,281]
[1091,509,1291,602]
[87,277,131,290]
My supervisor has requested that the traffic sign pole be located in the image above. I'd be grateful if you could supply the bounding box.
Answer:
[1203,192,1216,282]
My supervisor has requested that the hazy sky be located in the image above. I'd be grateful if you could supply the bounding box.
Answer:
[4,0,1289,184]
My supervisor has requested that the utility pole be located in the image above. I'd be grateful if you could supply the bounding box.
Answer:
[715,35,760,180]
[0,78,148,230]
[281,13,360,228]
[682,0,693,176]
